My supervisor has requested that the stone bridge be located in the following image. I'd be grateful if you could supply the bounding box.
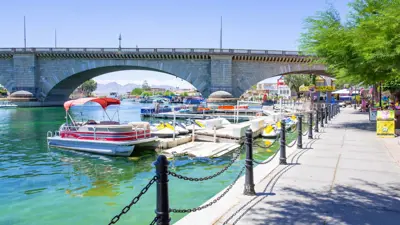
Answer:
[0,47,326,105]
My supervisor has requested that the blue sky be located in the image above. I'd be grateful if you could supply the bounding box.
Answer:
[0,0,351,88]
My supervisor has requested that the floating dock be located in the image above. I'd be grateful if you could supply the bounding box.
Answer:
[162,142,241,158]
[141,112,256,121]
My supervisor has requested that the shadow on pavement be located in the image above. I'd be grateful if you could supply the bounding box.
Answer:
[243,181,400,225]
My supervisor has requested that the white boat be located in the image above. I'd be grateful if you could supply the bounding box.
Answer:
[169,122,189,135]
[261,124,279,138]
[0,101,17,108]
[47,97,158,157]
[150,122,180,138]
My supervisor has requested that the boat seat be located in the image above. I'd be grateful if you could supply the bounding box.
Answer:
[85,120,98,125]
[99,121,120,125]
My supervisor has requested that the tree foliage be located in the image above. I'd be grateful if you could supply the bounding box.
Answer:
[78,79,97,96]
[382,76,400,95]
[0,86,7,96]
[142,80,150,90]
[283,74,312,98]
[131,88,143,96]
[181,92,189,97]
[163,90,174,96]
[300,0,400,86]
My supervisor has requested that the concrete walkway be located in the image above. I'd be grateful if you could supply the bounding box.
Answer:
[175,108,400,225]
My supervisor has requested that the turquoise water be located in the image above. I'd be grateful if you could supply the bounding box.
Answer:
[0,102,296,225]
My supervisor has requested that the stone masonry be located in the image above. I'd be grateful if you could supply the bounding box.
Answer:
[0,53,325,104]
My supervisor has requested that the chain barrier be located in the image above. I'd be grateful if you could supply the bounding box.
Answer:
[167,145,243,182]
[149,216,159,225]
[285,138,298,148]
[252,147,280,164]
[286,123,298,134]
[108,176,158,225]
[170,165,246,213]
[252,135,279,149]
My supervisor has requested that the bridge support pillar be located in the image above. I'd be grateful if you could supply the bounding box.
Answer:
[210,55,233,94]
[12,54,38,95]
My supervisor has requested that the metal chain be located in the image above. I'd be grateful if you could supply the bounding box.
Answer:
[167,146,243,182]
[252,135,279,149]
[286,123,298,134]
[149,216,159,225]
[170,165,245,213]
[285,138,298,148]
[108,176,158,225]
[252,147,280,164]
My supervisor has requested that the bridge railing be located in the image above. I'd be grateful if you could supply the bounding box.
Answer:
[106,105,340,224]
[0,47,306,56]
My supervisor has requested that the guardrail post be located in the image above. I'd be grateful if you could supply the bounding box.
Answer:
[324,106,328,124]
[279,120,287,165]
[243,128,256,196]
[328,105,331,121]
[320,108,324,127]
[314,110,319,132]
[297,115,303,149]
[155,155,170,225]
[308,112,313,139]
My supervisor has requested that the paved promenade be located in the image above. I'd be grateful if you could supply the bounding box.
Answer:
[175,108,400,225]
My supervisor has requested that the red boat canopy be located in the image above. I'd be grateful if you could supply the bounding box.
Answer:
[63,97,121,111]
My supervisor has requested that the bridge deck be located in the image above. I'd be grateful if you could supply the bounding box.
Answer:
[174,108,400,225]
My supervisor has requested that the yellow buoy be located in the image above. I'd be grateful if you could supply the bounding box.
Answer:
[266,149,273,153]
[291,115,297,120]
[264,140,272,146]
[276,121,281,129]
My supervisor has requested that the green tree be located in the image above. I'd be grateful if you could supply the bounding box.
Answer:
[181,92,189,97]
[382,76,400,96]
[141,91,152,97]
[300,0,400,86]
[163,90,174,96]
[0,87,7,97]
[142,80,150,90]
[78,79,97,96]
[283,74,312,98]
[131,88,143,96]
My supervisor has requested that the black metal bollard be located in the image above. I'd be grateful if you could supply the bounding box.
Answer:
[279,120,287,165]
[325,106,328,124]
[328,105,331,121]
[308,112,313,139]
[243,128,256,196]
[320,108,324,127]
[155,155,170,225]
[297,115,303,149]
[314,110,319,132]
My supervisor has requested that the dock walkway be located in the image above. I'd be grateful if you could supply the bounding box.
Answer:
[175,108,400,225]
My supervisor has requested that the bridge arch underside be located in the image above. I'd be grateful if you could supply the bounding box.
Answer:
[232,61,329,97]
[41,59,211,102]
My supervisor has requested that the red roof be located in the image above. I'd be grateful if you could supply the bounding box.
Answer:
[63,97,120,111]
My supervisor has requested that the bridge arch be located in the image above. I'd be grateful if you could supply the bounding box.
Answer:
[39,59,211,102]
[231,61,328,97]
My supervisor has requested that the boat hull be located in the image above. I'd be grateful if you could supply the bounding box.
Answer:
[47,136,158,157]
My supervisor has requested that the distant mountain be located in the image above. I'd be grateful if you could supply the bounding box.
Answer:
[94,82,175,95]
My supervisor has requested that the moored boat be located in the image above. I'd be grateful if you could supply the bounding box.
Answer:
[47,97,158,157]
[0,101,17,108]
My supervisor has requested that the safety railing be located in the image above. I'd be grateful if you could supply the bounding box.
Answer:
[107,104,341,225]
[0,47,309,56]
